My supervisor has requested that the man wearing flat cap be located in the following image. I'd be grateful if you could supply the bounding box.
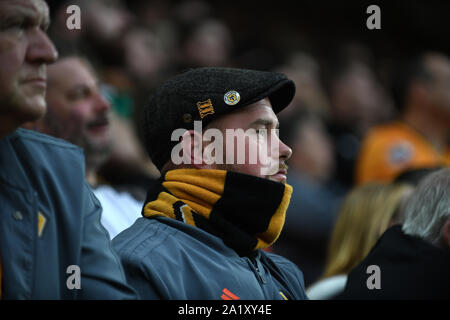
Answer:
[113,67,308,300]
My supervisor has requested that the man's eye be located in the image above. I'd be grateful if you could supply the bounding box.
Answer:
[1,20,24,31]
[1,17,40,33]
[68,88,90,100]
[255,129,266,136]
[274,129,280,138]
[11,22,24,29]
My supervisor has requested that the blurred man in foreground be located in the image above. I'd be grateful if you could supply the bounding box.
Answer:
[0,0,136,299]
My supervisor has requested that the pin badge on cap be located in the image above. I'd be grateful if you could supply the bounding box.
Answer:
[224,91,240,106]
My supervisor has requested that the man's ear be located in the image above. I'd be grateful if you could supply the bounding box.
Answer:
[180,129,208,169]
[441,220,450,249]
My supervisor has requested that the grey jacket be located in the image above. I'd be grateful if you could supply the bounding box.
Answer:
[113,216,308,300]
[0,129,136,299]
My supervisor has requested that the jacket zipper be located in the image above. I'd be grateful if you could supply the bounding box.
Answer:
[249,257,266,284]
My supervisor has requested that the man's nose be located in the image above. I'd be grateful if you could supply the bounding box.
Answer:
[26,28,58,64]
[94,91,112,113]
[279,138,292,161]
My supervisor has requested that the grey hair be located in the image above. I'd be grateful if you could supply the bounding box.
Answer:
[402,168,450,244]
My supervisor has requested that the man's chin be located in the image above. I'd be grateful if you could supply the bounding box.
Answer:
[268,176,287,184]
[83,138,113,156]
[18,96,47,122]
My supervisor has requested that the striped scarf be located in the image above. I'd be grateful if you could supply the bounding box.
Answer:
[143,169,292,256]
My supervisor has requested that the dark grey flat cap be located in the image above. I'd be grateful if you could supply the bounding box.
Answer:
[142,67,296,171]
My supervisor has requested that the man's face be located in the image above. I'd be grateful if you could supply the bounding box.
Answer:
[44,57,112,157]
[0,0,57,124]
[206,98,292,183]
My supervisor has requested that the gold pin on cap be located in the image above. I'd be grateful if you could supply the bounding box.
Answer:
[196,99,214,119]
[224,91,240,106]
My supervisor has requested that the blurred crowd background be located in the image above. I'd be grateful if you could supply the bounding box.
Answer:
[44,0,450,287]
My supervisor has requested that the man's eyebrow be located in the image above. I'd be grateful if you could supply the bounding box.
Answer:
[250,118,280,129]
[42,14,51,31]
[65,83,91,96]
[2,3,51,30]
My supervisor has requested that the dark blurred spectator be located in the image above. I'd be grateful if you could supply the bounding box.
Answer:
[98,110,160,201]
[307,182,413,299]
[274,109,346,287]
[82,0,133,47]
[173,0,213,27]
[49,1,169,199]
[49,0,133,65]
[124,0,171,28]
[178,18,234,69]
[24,56,146,239]
[339,168,450,299]
[121,27,173,86]
[277,52,331,121]
[326,46,394,188]
[106,24,177,151]
[356,52,450,185]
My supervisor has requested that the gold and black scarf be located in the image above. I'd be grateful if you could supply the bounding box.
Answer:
[142,169,292,256]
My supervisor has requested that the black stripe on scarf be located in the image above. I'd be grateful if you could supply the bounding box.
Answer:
[209,171,285,256]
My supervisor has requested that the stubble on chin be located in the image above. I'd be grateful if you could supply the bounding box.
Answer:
[2,86,47,124]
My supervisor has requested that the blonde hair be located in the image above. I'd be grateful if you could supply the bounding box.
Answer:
[322,183,412,278]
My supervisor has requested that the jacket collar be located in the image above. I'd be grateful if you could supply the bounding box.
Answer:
[0,130,32,190]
